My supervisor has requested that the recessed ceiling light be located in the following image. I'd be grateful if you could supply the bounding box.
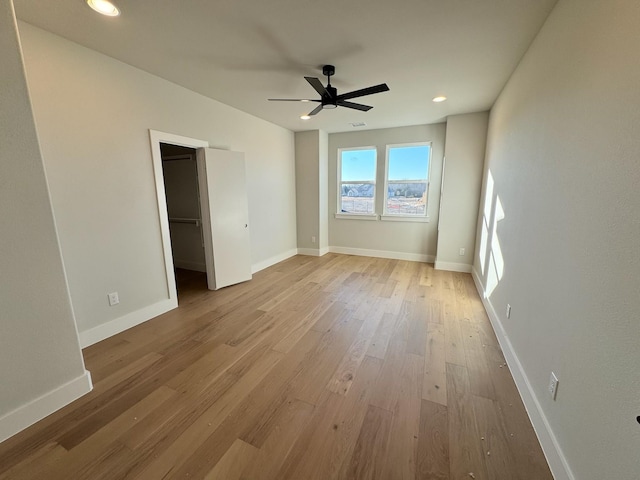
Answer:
[432,96,447,103]
[86,0,120,16]
[300,115,311,120]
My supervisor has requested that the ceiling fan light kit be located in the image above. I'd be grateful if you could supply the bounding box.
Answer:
[269,65,389,117]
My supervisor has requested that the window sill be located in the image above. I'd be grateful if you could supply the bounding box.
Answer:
[380,214,430,223]
[335,213,379,221]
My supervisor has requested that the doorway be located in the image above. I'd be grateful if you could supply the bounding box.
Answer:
[149,129,253,308]
[160,143,208,301]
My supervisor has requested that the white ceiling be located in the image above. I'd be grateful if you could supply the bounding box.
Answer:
[14,0,557,133]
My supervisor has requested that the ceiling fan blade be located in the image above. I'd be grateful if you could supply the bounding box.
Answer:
[268,99,321,102]
[305,76,330,97]
[336,83,389,101]
[308,104,324,116]
[337,100,373,111]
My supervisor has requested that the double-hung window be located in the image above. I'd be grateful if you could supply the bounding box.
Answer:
[337,147,377,217]
[383,143,431,220]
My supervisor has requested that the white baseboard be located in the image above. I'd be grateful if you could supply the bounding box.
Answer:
[434,260,472,273]
[79,298,177,348]
[297,248,317,256]
[471,268,575,480]
[174,260,206,272]
[329,246,435,263]
[297,248,323,257]
[0,370,92,443]
[251,248,298,274]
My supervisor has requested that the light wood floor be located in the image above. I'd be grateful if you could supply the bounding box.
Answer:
[0,254,552,479]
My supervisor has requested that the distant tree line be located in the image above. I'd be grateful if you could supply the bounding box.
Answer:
[340,183,426,198]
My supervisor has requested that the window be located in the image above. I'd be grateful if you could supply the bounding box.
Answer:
[337,147,377,216]
[383,143,431,219]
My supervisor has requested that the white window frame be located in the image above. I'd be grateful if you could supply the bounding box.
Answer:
[336,146,378,219]
[382,141,432,222]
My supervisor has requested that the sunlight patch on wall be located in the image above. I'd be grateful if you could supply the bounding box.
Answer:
[478,170,505,297]
[486,195,505,296]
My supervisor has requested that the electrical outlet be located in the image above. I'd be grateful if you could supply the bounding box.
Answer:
[506,304,511,318]
[549,372,559,400]
[108,292,119,306]
[311,236,316,244]
[459,247,465,256]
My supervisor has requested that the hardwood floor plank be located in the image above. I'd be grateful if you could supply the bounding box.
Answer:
[239,399,315,480]
[0,442,66,480]
[380,353,423,480]
[365,312,398,360]
[444,301,467,366]
[203,439,258,480]
[423,322,448,406]
[0,255,553,480]
[471,394,521,480]
[277,356,383,480]
[326,305,384,395]
[407,291,429,356]
[368,337,408,411]
[270,299,336,353]
[346,404,393,480]
[130,347,283,479]
[461,320,496,400]
[417,399,450,480]
[483,345,553,479]
[446,363,489,480]
[291,311,366,405]
[419,262,434,287]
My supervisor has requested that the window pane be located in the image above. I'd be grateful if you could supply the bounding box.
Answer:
[388,145,429,181]
[340,183,375,214]
[386,182,427,215]
[341,149,376,181]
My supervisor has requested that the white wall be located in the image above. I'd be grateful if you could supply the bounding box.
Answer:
[295,131,320,251]
[329,124,445,260]
[294,130,329,254]
[0,0,90,442]
[474,0,640,478]
[318,130,329,251]
[18,22,297,337]
[436,112,488,272]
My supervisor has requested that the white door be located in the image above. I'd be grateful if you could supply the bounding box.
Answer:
[196,148,252,290]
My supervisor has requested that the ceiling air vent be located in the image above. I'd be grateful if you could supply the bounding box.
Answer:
[350,122,367,128]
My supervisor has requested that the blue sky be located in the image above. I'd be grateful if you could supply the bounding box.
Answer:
[341,145,430,181]
[341,149,376,181]
[388,146,430,180]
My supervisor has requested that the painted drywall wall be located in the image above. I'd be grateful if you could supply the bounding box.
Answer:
[295,130,329,254]
[0,0,89,440]
[18,22,296,335]
[329,124,445,259]
[474,0,640,478]
[318,130,329,251]
[436,112,488,272]
[295,131,320,251]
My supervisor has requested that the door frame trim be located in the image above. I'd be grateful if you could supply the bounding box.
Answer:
[149,130,209,303]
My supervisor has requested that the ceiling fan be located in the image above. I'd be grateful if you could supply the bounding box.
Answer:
[268,65,389,117]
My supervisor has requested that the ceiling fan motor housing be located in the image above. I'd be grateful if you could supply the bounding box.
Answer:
[323,85,338,108]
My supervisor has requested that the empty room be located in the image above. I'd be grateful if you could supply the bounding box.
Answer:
[1,0,638,479]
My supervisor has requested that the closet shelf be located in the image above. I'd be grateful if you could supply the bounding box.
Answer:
[169,217,201,226]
